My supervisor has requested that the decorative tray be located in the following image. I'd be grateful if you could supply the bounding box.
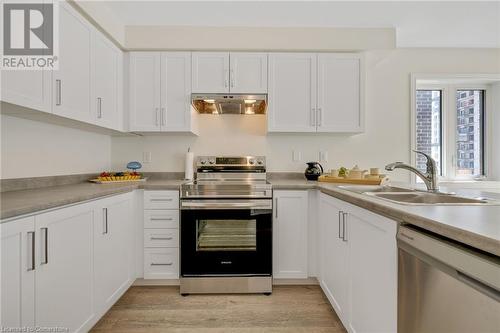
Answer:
[318,175,389,185]
[89,177,148,184]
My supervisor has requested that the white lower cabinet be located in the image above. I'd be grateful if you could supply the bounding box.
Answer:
[0,192,137,332]
[143,191,180,280]
[35,202,95,332]
[318,192,397,333]
[1,217,36,328]
[272,190,308,279]
[93,193,134,314]
[319,194,348,320]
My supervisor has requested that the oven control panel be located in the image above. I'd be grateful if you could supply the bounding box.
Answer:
[196,156,266,168]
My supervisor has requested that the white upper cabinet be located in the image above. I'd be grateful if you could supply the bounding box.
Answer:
[0,70,52,113]
[0,217,36,329]
[268,52,363,133]
[129,52,162,131]
[268,53,317,132]
[53,2,92,123]
[317,54,362,132]
[192,52,230,93]
[129,52,196,133]
[229,53,268,93]
[160,52,193,131]
[91,30,123,130]
[192,52,268,93]
[273,190,309,279]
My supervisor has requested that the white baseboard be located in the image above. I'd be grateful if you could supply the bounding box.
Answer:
[132,277,318,286]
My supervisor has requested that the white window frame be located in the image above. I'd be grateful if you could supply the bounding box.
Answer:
[410,73,498,183]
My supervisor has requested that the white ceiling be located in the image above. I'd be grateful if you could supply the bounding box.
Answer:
[95,1,500,48]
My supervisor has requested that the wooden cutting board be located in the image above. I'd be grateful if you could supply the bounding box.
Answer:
[318,175,389,185]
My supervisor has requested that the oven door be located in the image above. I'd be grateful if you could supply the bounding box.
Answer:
[180,199,272,276]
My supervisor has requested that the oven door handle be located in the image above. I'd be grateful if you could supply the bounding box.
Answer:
[181,200,272,210]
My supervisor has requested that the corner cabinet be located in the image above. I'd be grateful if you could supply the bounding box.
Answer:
[0,192,136,332]
[272,190,309,279]
[129,52,196,133]
[268,53,363,133]
[318,192,397,333]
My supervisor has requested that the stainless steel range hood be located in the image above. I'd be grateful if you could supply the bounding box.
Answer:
[191,94,267,115]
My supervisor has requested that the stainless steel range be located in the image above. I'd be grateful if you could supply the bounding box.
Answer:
[180,156,273,295]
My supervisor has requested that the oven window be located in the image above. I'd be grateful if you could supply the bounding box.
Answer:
[196,219,257,251]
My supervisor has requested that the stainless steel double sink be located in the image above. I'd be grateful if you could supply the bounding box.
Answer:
[338,185,497,206]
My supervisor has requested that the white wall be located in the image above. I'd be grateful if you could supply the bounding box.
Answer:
[1,115,111,179]
[111,48,500,182]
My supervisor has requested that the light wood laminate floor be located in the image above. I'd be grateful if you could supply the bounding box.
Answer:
[91,285,346,332]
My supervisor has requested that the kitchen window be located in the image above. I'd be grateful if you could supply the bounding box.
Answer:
[413,80,491,181]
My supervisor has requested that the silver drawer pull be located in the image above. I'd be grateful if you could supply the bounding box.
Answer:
[27,231,35,271]
[41,227,48,265]
[150,237,173,240]
[151,262,173,266]
[150,217,173,221]
[150,198,173,202]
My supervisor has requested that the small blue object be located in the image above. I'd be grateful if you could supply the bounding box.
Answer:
[126,161,142,171]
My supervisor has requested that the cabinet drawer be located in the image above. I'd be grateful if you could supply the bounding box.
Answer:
[144,191,179,210]
[144,229,179,248]
[144,210,179,229]
[144,248,179,279]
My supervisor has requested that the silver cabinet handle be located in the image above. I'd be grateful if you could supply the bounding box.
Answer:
[310,108,316,126]
[317,107,322,126]
[41,227,48,265]
[103,207,108,234]
[56,79,62,105]
[338,211,342,239]
[274,198,278,218]
[230,69,235,88]
[150,236,173,240]
[342,212,348,242]
[150,217,173,221]
[97,97,102,119]
[150,198,173,202]
[155,108,160,126]
[27,231,35,271]
[161,107,166,126]
[151,262,173,266]
[224,69,229,88]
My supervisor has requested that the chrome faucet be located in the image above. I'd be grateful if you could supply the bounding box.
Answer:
[385,150,439,192]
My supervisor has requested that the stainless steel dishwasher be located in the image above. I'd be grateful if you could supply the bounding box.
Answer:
[398,225,500,333]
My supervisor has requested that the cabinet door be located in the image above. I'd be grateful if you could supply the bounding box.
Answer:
[160,52,192,131]
[318,193,348,323]
[53,2,92,123]
[268,53,317,132]
[317,54,362,132]
[229,53,268,93]
[0,217,35,328]
[91,30,121,130]
[347,208,397,333]
[192,52,229,93]
[35,203,95,332]
[129,52,161,131]
[273,190,308,279]
[94,194,133,314]
[0,70,52,113]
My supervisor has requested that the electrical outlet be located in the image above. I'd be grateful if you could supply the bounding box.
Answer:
[143,151,152,163]
[319,151,328,162]
[292,150,302,162]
